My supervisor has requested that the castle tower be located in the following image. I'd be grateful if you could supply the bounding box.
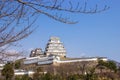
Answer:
[45,37,66,57]
[30,48,44,57]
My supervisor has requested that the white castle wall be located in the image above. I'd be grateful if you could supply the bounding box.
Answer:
[24,56,107,65]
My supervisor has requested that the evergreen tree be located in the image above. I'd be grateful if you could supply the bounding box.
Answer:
[1,63,14,80]
[14,60,21,69]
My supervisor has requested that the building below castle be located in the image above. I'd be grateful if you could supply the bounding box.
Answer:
[23,36,108,66]
[24,55,107,66]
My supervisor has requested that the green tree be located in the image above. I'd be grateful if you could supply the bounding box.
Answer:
[44,73,53,80]
[84,67,98,80]
[33,67,43,80]
[21,75,32,80]
[67,74,79,80]
[96,60,118,79]
[1,63,14,80]
[107,61,117,72]
[97,60,107,73]
[14,60,21,69]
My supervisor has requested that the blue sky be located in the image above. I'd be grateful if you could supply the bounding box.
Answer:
[12,0,120,62]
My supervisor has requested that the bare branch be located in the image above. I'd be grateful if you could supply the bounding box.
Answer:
[0,0,109,57]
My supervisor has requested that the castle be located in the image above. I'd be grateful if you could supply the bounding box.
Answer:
[24,37,107,66]
[29,37,66,58]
